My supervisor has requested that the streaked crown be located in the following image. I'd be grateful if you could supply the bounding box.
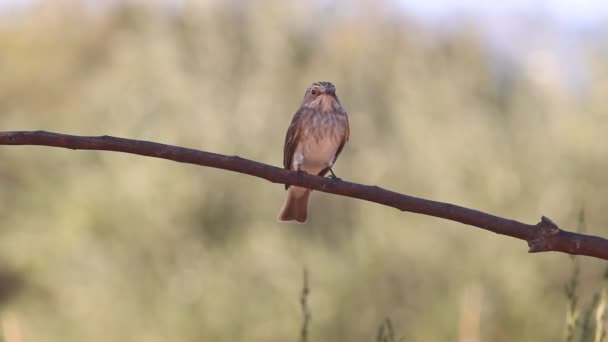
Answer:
[311,81,335,94]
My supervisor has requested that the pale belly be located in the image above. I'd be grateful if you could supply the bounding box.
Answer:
[292,136,340,175]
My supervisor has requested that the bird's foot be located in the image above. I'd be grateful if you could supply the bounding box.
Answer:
[328,167,342,181]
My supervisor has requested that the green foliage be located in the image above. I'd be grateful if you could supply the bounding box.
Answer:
[0,1,607,341]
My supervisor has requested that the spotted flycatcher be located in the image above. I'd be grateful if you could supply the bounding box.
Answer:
[278,81,350,223]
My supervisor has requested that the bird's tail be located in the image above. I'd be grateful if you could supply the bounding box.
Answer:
[278,186,310,223]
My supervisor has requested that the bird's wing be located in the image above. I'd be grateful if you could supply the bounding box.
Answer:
[283,109,305,188]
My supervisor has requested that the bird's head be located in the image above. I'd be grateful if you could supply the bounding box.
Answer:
[301,81,341,111]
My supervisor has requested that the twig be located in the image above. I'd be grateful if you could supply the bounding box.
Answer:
[1,130,608,260]
[299,267,310,342]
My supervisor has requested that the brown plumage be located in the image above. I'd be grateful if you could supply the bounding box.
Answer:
[278,81,350,223]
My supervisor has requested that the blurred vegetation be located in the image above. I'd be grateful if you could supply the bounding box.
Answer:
[0,1,607,341]
[565,209,608,342]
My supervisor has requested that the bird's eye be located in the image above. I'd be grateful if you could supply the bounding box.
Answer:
[311,89,317,95]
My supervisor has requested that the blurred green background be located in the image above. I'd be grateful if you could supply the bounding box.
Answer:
[0,1,607,341]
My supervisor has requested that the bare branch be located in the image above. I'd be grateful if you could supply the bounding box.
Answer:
[1,130,607,260]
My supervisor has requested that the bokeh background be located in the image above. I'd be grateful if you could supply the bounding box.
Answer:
[0,0,608,341]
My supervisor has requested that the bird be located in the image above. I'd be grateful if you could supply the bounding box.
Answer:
[278,81,350,223]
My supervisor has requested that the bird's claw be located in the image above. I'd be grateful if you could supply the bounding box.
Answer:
[328,167,341,181]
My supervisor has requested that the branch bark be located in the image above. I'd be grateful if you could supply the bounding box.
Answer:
[1,130,607,260]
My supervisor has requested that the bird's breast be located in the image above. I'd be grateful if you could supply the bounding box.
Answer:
[292,113,347,174]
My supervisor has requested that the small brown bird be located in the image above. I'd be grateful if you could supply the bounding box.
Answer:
[278,81,350,223]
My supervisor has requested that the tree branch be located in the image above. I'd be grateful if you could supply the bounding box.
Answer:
[1,130,607,260]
